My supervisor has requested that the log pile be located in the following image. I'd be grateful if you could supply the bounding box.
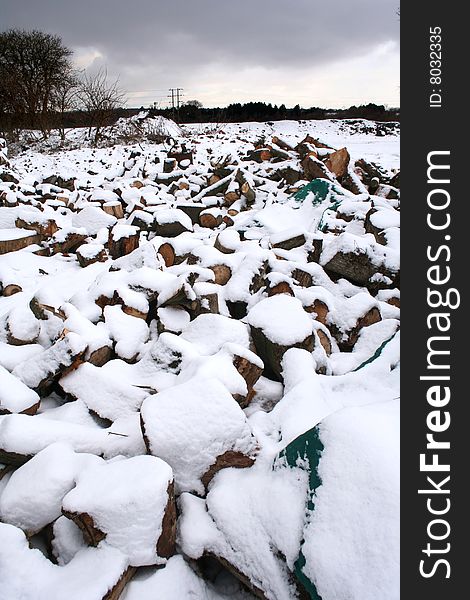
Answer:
[0,120,400,599]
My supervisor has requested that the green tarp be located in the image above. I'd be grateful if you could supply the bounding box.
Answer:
[276,427,325,599]
[293,179,348,232]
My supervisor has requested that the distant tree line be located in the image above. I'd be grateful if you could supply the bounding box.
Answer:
[163,101,399,124]
[17,101,398,133]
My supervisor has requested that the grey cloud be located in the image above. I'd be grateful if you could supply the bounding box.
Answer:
[1,0,399,105]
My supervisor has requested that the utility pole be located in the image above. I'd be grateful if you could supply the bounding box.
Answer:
[169,88,184,122]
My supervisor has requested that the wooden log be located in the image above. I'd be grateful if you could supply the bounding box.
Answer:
[209,264,232,285]
[103,567,137,600]
[107,228,139,259]
[208,174,221,186]
[15,217,58,238]
[103,201,124,219]
[214,235,235,254]
[316,329,332,356]
[301,155,334,182]
[324,147,350,179]
[272,232,306,251]
[210,153,236,171]
[168,150,193,165]
[1,283,22,296]
[271,136,295,151]
[176,202,206,225]
[246,148,272,163]
[63,477,176,564]
[387,295,400,309]
[163,158,177,173]
[234,169,256,204]
[364,208,386,245]
[291,268,313,288]
[224,189,241,206]
[0,230,42,255]
[277,166,304,185]
[322,248,398,290]
[190,292,219,318]
[232,353,264,408]
[298,134,331,149]
[267,144,292,162]
[305,299,329,325]
[12,334,87,397]
[307,238,323,263]
[354,158,387,185]
[50,232,87,255]
[330,306,382,352]
[88,345,113,367]
[199,211,223,229]
[267,280,295,297]
[250,326,314,381]
[157,242,176,267]
[296,141,318,159]
[201,451,255,489]
[159,283,197,311]
[77,244,107,268]
[226,300,248,320]
[200,553,268,600]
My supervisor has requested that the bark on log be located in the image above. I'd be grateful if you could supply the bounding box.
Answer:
[272,233,306,251]
[250,327,314,381]
[201,450,255,489]
[232,354,263,408]
[107,231,140,259]
[15,217,58,238]
[0,232,42,255]
[301,155,334,182]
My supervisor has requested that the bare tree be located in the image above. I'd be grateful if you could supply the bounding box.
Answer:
[0,29,74,137]
[52,69,80,142]
[77,68,126,146]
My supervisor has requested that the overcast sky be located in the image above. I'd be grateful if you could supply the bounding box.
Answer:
[1,0,400,109]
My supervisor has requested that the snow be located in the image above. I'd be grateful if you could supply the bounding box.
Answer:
[60,363,149,421]
[76,242,105,259]
[62,455,173,566]
[247,295,313,345]
[0,365,40,414]
[122,555,212,600]
[6,304,40,344]
[157,306,191,333]
[72,206,117,235]
[180,313,251,355]
[111,224,138,241]
[0,341,43,371]
[0,228,37,241]
[0,117,399,599]
[178,459,309,600]
[0,442,102,534]
[320,231,400,273]
[103,304,149,360]
[52,516,87,566]
[141,377,256,494]
[300,400,400,600]
[12,332,87,392]
[0,522,130,600]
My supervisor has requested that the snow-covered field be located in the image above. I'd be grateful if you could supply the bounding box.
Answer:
[0,116,399,600]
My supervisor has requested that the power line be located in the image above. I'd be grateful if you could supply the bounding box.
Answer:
[168,88,184,121]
